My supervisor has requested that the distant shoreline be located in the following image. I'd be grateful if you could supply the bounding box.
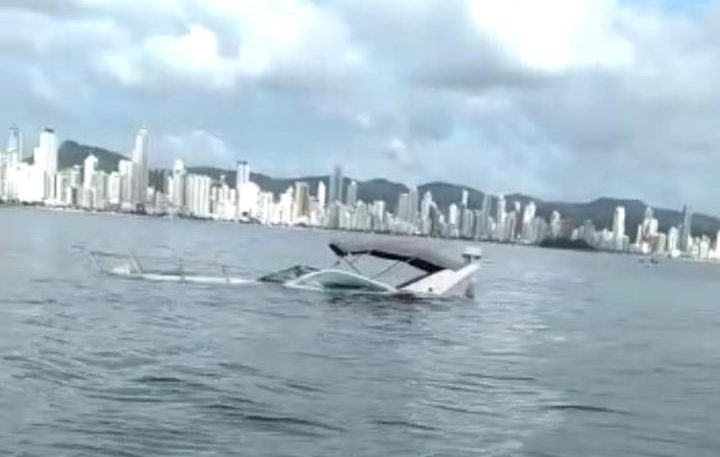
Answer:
[2,203,719,265]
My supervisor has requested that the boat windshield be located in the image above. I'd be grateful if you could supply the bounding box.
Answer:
[258,265,319,283]
[290,270,396,293]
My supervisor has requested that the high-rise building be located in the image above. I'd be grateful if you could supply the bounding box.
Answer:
[7,127,21,160]
[667,227,680,255]
[521,201,536,241]
[118,160,134,210]
[317,181,326,209]
[236,161,250,189]
[496,195,506,227]
[408,187,419,228]
[108,172,122,206]
[479,193,492,238]
[83,155,97,189]
[30,128,59,201]
[420,191,433,235]
[131,127,149,208]
[461,189,469,207]
[506,210,518,241]
[185,174,211,218]
[1,128,21,197]
[461,208,474,238]
[372,200,386,230]
[612,206,626,251]
[172,159,186,211]
[448,203,459,226]
[396,193,409,223]
[549,210,562,239]
[328,165,343,204]
[294,181,310,221]
[680,205,693,251]
[38,128,58,175]
[346,180,357,207]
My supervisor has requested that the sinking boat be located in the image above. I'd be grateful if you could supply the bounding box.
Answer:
[90,239,482,298]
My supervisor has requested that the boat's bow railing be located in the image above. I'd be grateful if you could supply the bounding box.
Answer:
[87,250,246,282]
[88,251,144,276]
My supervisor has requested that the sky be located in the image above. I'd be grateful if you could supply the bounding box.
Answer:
[0,0,718,213]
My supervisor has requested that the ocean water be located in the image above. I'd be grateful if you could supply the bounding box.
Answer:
[1,207,719,456]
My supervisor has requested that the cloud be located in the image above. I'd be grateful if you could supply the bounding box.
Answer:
[157,129,233,167]
[0,0,719,214]
[93,0,364,92]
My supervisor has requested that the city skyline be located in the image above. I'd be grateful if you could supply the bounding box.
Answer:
[2,126,719,262]
[2,125,719,221]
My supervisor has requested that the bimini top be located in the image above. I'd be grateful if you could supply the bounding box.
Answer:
[329,239,464,273]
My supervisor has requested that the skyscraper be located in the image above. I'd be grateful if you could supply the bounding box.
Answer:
[495,195,507,240]
[346,180,357,207]
[613,206,626,251]
[7,127,21,165]
[1,128,21,200]
[185,174,211,218]
[236,161,250,189]
[667,227,680,254]
[172,159,186,211]
[408,187,419,227]
[118,160,134,209]
[38,128,58,175]
[521,201,536,241]
[397,192,409,223]
[549,210,562,239]
[328,165,343,204]
[480,193,492,238]
[83,155,97,190]
[680,205,693,251]
[131,127,149,208]
[317,181,326,209]
[420,191,433,234]
[496,195,506,226]
[29,128,59,201]
[294,181,310,221]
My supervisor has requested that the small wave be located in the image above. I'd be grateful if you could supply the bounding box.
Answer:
[131,375,220,392]
[204,395,257,410]
[462,372,537,382]
[85,393,166,403]
[51,442,144,457]
[544,404,633,416]
[133,376,185,383]
[218,361,262,375]
[429,403,504,418]
[284,381,323,393]
[427,381,481,394]
[373,419,438,432]
[0,298,58,305]
[241,414,346,435]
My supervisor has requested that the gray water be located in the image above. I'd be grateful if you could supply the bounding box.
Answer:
[1,207,719,456]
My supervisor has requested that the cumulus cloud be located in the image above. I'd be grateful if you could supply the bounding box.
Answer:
[0,0,719,213]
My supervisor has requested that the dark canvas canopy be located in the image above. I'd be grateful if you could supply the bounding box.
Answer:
[329,239,464,273]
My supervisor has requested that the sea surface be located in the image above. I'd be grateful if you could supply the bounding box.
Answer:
[1,207,719,456]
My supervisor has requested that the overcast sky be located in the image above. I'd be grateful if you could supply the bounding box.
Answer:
[0,0,717,212]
